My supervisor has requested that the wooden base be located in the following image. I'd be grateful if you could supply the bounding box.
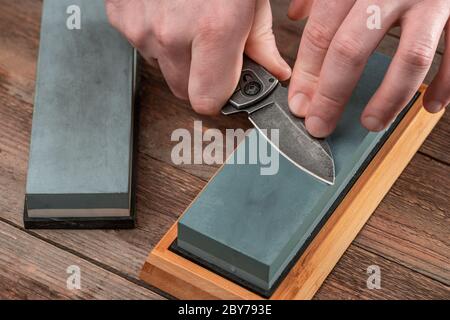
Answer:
[140,85,444,299]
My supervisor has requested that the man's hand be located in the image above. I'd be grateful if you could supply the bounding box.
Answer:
[105,0,291,115]
[288,0,450,137]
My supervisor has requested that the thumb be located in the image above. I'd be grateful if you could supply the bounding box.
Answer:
[245,0,291,81]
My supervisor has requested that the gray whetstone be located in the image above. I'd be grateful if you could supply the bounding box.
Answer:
[26,0,135,217]
[177,53,394,292]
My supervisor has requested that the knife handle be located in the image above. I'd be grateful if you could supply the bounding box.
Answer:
[227,57,279,110]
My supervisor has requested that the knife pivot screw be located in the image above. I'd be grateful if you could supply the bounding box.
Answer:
[243,81,261,96]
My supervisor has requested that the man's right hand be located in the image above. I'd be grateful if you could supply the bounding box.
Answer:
[105,0,291,114]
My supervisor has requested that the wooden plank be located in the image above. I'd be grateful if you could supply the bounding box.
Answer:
[354,154,450,285]
[0,220,162,299]
[140,93,447,299]
[316,245,450,300]
[421,111,450,164]
[3,78,448,298]
[0,0,448,299]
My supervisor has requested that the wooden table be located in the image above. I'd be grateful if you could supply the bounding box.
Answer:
[0,0,448,299]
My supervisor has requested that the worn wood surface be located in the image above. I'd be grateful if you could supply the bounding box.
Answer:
[0,0,448,299]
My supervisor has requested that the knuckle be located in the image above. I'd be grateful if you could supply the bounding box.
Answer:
[399,43,434,69]
[316,91,343,112]
[331,35,367,66]
[304,20,334,50]
[311,91,345,122]
[152,24,178,49]
[122,25,147,48]
[197,18,233,42]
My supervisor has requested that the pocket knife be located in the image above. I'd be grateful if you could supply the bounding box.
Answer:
[222,57,335,185]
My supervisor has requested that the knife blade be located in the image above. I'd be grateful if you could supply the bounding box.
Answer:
[222,57,335,185]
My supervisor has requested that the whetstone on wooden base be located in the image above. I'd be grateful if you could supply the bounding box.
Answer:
[171,55,438,297]
[140,88,443,299]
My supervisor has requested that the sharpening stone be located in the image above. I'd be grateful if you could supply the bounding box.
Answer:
[175,53,418,295]
[24,0,137,229]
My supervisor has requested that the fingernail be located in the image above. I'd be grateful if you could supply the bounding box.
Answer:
[426,100,443,113]
[363,116,384,131]
[289,93,309,117]
[306,116,329,138]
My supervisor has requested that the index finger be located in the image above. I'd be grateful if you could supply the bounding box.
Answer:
[305,2,400,137]
[288,0,355,117]
[188,9,255,115]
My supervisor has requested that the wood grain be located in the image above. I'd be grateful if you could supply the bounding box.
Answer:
[355,154,450,285]
[0,220,162,299]
[0,0,448,299]
[316,245,449,300]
